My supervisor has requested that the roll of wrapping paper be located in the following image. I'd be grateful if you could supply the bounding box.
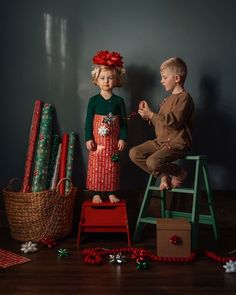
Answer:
[65,132,76,193]
[50,143,62,189]
[46,134,61,189]
[32,103,53,192]
[59,133,69,194]
[21,100,43,192]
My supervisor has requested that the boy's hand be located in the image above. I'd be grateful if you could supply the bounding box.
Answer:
[139,100,146,109]
[86,140,96,151]
[138,100,154,120]
[118,140,126,151]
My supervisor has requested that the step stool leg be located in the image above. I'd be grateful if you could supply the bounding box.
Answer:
[191,158,202,251]
[133,175,156,242]
[202,162,220,240]
[77,224,82,247]
[160,190,167,218]
[77,203,85,247]
[127,225,131,247]
[123,202,131,247]
[133,223,145,242]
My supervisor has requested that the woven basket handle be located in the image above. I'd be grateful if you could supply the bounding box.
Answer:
[56,178,73,197]
[7,178,21,191]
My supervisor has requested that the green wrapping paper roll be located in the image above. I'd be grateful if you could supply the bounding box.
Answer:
[46,134,61,189]
[32,103,53,192]
[65,132,76,193]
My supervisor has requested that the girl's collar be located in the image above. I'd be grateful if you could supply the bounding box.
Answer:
[99,93,114,100]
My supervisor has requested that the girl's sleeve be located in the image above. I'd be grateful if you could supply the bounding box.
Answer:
[85,98,95,141]
[119,98,128,140]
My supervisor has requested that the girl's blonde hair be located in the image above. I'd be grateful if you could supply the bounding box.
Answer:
[91,65,126,87]
[160,57,188,82]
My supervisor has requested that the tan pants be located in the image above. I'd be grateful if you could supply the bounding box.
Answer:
[129,139,189,178]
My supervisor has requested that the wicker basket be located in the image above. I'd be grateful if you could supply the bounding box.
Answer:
[3,178,77,242]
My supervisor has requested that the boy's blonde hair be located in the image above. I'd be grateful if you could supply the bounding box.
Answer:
[91,65,126,87]
[160,57,188,83]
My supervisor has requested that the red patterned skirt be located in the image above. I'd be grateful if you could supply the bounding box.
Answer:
[86,114,120,192]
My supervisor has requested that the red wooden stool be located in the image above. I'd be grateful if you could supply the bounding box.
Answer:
[77,200,131,247]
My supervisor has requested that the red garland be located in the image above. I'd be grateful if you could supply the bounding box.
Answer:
[82,247,236,265]
[92,50,124,67]
[82,247,197,265]
[127,111,138,120]
[204,250,236,263]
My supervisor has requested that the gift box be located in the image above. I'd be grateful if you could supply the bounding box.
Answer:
[156,218,191,257]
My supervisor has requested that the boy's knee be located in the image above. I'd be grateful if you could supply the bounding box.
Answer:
[146,157,161,173]
[129,147,138,162]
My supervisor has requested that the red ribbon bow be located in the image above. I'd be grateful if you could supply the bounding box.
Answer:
[92,50,124,67]
[169,235,182,245]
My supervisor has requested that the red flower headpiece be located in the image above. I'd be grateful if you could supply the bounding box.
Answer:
[92,50,124,68]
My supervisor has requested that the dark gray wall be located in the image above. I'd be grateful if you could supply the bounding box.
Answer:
[1,0,236,190]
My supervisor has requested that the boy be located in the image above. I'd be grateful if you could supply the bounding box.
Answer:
[129,57,194,189]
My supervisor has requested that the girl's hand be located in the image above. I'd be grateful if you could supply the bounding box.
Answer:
[118,140,126,151]
[86,140,96,151]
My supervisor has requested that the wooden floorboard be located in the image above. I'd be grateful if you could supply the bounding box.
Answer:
[1,189,235,294]
[1,226,236,295]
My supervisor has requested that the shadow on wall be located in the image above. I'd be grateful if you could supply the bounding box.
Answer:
[193,75,236,190]
[41,2,84,188]
[120,64,158,190]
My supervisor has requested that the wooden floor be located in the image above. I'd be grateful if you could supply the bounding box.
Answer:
[1,225,236,295]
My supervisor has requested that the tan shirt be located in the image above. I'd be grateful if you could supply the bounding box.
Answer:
[151,91,194,149]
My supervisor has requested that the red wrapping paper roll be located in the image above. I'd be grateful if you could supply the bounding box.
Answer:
[59,133,69,194]
[21,100,43,192]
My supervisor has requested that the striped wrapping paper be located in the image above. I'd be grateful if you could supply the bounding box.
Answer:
[21,100,43,192]
[59,133,69,195]
[32,103,53,192]
[65,132,76,193]
[0,248,31,268]
[50,143,62,189]
[46,134,61,189]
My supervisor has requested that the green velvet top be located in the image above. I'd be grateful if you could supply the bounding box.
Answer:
[85,93,127,141]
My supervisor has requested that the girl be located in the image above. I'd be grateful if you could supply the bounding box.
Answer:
[85,50,127,203]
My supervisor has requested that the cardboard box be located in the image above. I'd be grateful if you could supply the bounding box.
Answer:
[156,218,191,257]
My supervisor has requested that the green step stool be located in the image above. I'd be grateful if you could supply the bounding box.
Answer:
[133,155,219,250]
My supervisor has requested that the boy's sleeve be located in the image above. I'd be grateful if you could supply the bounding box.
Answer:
[119,98,128,141]
[155,94,193,129]
[85,98,95,141]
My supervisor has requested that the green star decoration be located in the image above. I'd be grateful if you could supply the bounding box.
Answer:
[57,248,69,258]
[136,260,150,270]
[111,153,120,163]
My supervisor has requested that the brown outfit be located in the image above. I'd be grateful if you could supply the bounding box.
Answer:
[129,91,194,177]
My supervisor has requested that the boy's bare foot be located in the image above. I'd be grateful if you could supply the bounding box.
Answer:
[108,194,120,203]
[171,169,187,188]
[160,174,171,190]
[92,194,102,204]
